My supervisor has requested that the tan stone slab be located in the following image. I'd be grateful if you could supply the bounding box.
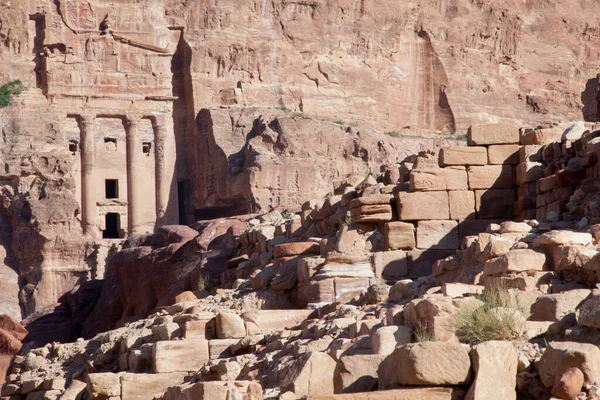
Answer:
[334,278,370,302]
[466,341,517,400]
[297,279,335,306]
[520,127,562,145]
[483,249,546,275]
[409,167,468,191]
[208,339,239,360]
[396,191,449,220]
[379,342,472,387]
[152,339,209,372]
[467,165,513,189]
[448,190,475,220]
[440,146,487,166]
[519,145,543,163]
[371,250,408,279]
[536,175,557,194]
[121,372,186,400]
[468,123,519,145]
[416,220,459,250]
[308,387,465,400]
[475,189,515,219]
[488,144,520,165]
[87,373,121,398]
[383,222,415,250]
[273,242,320,258]
[516,162,545,185]
[242,309,314,334]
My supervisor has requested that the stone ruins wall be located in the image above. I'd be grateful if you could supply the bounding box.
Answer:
[225,122,598,308]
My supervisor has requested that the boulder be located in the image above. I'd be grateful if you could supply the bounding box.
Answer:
[378,342,472,388]
[483,249,546,275]
[538,341,600,387]
[576,295,600,328]
[372,326,412,355]
[534,231,593,247]
[531,290,591,322]
[549,245,598,271]
[216,312,246,339]
[552,367,584,400]
[334,354,387,393]
[87,373,121,398]
[465,341,517,400]
[281,352,336,397]
[274,242,320,258]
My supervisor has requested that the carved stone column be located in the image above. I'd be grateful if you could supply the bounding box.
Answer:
[78,114,99,237]
[125,115,145,234]
[153,115,178,226]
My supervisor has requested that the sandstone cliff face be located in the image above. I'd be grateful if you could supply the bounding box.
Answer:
[2,0,600,322]
[0,103,97,320]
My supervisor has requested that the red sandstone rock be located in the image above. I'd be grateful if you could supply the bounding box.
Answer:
[552,367,584,400]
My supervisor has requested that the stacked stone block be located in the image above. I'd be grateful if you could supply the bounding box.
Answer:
[389,123,520,276]
[514,125,594,221]
[227,122,600,309]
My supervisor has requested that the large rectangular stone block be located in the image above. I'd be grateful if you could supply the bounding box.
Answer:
[334,278,370,303]
[408,250,456,278]
[448,190,475,220]
[520,128,562,145]
[371,251,408,279]
[467,165,513,189]
[409,168,467,191]
[416,220,460,250]
[396,191,449,220]
[121,372,186,400]
[383,222,415,250]
[516,162,545,185]
[208,339,239,360]
[243,310,314,335]
[488,144,520,165]
[475,189,516,218]
[536,175,557,194]
[519,145,543,163]
[297,279,335,306]
[467,123,519,145]
[440,146,487,166]
[152,339,209,372]
[307,387,466,400]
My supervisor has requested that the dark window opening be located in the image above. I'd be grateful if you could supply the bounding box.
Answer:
[142,142,152,155]
[104,137,117,152]
[103,213,120,239]
[105,179,118,199]
[68,140,78,153]
[177,180,186,225]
